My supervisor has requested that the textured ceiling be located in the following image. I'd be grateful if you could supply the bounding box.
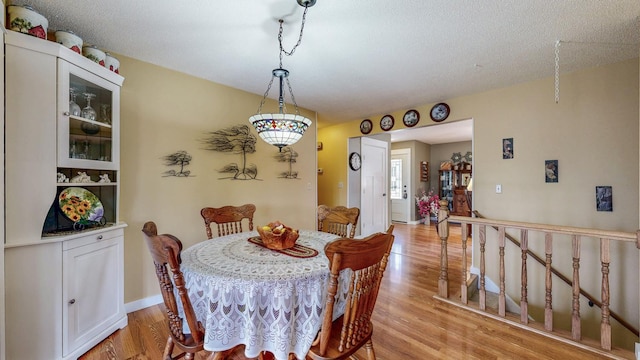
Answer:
[13,0,640,134]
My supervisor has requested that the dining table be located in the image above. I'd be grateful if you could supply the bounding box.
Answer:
[180,229,346,360]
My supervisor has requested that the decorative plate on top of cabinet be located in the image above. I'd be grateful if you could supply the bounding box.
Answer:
[360,119,373,134]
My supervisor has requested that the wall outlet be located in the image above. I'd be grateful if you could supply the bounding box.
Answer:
[496,184,502,193]
[338,182,344,189]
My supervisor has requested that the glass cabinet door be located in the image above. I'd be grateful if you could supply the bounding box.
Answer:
[57,59,120,170]
[439,170,453,211]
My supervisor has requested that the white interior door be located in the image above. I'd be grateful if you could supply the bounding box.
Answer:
[360,137,389,235]
[391,149,410,223]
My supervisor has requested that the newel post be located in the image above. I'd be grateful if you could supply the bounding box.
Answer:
[438,199,450,298]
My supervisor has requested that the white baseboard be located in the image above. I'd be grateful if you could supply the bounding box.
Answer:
[125,294,163,313]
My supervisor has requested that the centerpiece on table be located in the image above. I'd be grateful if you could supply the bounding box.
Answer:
[257,221,299,250]
[415,188,440,225]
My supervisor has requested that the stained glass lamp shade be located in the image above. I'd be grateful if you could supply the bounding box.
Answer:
[249,113,311,151]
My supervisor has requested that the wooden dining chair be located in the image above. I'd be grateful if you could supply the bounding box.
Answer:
[306,225,395,360]
[317,205,360,238]
[142,221,235,360]
[200,203,256,239]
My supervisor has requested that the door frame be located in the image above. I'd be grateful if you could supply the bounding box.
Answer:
[391,148,411,223]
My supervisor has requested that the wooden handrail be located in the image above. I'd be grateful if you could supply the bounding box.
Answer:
[471,210,639,338]
[457,213,639,245]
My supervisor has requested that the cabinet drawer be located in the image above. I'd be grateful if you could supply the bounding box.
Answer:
[63,227,124,251]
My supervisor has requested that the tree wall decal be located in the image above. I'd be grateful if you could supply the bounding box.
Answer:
[275,146,299,179]
[162,150,193,177]
[202,125,260,180]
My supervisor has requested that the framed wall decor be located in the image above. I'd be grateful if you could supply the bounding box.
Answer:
[403,109,420,127]
[545,160,558,183]
[502,138,513,159]
[430,102,450,122]
[420,161,429,182]
[360,119,373,134]
[380,115,394,131]
[596,186,613,211]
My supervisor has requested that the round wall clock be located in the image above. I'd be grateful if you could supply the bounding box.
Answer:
[403,109,420,127]
[360,119,373,134]
[349,152,361,171]
[380,115,394,131]
[430,102,450,122]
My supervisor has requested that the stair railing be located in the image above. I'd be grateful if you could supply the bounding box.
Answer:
[470,210,639,338]
[435,201,640,354]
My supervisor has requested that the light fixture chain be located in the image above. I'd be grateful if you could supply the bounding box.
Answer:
[554,40,560,104]
[285,77,301,114]
[278,4,310,61]
[257,75,276,113]
[280,81,289,114]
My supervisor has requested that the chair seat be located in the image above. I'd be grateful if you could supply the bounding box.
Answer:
[307,315,373,360]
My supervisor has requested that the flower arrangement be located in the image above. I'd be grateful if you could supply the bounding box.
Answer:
[415,188,440,220]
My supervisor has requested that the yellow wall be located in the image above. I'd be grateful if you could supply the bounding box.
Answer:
[316,121,360,206]
[117,56,317,303]
[319,58,639,349]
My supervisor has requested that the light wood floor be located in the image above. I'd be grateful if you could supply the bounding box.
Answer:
[80,223,619,359]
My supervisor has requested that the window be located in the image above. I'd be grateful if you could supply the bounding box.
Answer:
[390,159,402,199]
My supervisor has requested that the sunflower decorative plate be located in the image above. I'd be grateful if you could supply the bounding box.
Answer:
[59,187,104,223]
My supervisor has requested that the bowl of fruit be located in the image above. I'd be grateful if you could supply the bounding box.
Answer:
[257,221,299,250]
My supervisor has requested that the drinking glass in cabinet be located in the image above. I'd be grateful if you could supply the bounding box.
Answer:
[69,88,81,116]
[100,104,111,125]
[81,92,97,121]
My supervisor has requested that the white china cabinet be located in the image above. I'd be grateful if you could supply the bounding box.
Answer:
[4,31,127,360]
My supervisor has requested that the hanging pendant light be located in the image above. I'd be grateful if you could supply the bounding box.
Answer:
[249,0,316,151]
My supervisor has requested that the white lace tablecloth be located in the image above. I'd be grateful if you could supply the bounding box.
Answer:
[181,230,341,360]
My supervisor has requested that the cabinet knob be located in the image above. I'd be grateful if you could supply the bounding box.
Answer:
[97,235,103,240]
[63,111,70,116]
[68,299,76,305]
